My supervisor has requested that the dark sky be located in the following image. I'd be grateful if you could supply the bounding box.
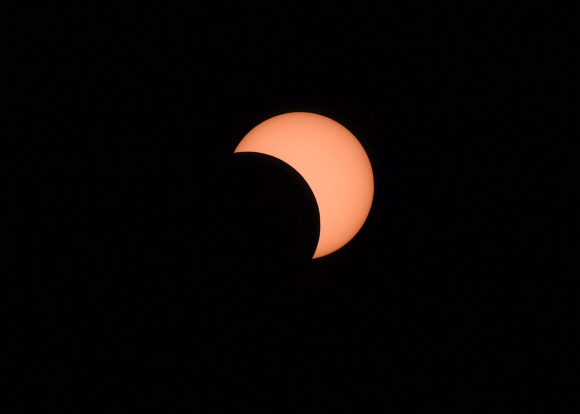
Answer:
[8,4,564,411]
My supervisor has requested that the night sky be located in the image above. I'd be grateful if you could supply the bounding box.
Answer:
[8,4,564,411]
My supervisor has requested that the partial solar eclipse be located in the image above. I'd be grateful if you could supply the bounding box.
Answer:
[234,112,374,259]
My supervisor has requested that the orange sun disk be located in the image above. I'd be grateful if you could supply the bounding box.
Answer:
[234,112,374,259]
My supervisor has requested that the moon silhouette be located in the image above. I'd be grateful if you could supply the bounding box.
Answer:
[234,112,374,259]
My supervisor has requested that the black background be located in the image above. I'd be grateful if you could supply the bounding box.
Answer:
[7,3,568,411]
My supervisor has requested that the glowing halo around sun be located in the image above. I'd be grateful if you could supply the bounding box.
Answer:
[234,112,374,259]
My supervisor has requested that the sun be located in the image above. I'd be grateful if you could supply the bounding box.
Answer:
[235,112,374,258]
